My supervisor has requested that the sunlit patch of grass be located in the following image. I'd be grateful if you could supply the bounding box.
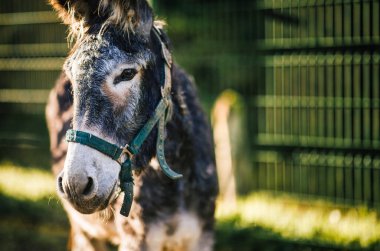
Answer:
[0,162,56,201]
[216,192,380,249]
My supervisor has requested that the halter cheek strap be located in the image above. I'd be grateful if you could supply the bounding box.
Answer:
[65,26,182,217]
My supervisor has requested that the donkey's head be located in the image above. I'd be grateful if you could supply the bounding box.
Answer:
[51,0,167,214]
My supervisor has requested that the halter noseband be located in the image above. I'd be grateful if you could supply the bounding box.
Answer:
[65,26,182,217]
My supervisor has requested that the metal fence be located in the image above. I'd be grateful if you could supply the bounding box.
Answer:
[251,0,380,207]
[0,1,66,167]
[1,0,379,208]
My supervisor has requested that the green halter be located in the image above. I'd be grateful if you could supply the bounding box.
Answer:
[65,26,182,217]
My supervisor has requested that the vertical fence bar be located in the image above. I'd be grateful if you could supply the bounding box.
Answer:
[373,56,380,149]
[374,158,380,210]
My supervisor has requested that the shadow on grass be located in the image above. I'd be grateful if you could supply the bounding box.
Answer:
[0,147,51,170]
[0,193,69,251]
[215,217,380,251]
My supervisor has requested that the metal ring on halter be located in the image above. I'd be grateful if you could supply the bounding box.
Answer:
[117,144,134,164]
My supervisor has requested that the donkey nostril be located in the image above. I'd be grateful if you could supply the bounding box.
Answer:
[82,177,94,196]
[58,176,65,194]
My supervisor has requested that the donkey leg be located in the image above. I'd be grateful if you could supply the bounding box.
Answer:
[190,231,214,251]
[69,222,109,251]
[118,236,142,251]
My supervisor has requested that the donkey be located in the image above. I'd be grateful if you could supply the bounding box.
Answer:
[45,0,218,250]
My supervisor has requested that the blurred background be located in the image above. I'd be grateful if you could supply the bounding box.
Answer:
[1,0,380,250]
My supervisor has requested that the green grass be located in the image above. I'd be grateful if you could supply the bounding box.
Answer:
[1,162,380,251]
[0,163,56,201]
[216,193,380,250]
[0,163,68,251]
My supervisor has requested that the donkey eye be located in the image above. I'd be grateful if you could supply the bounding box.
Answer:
[121,69,137,80]
[115,69,137,84]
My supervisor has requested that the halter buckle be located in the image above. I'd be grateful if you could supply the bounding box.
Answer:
[122,144,134,158]
[118,144,134,164]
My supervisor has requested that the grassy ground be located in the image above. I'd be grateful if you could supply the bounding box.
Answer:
[216,194,380,251]
[0,163,68,251]
[1,163,380,251]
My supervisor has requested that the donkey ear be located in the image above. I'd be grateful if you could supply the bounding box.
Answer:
[49,0,73,25]
[134,0,153,39]
[48,0,100,25]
